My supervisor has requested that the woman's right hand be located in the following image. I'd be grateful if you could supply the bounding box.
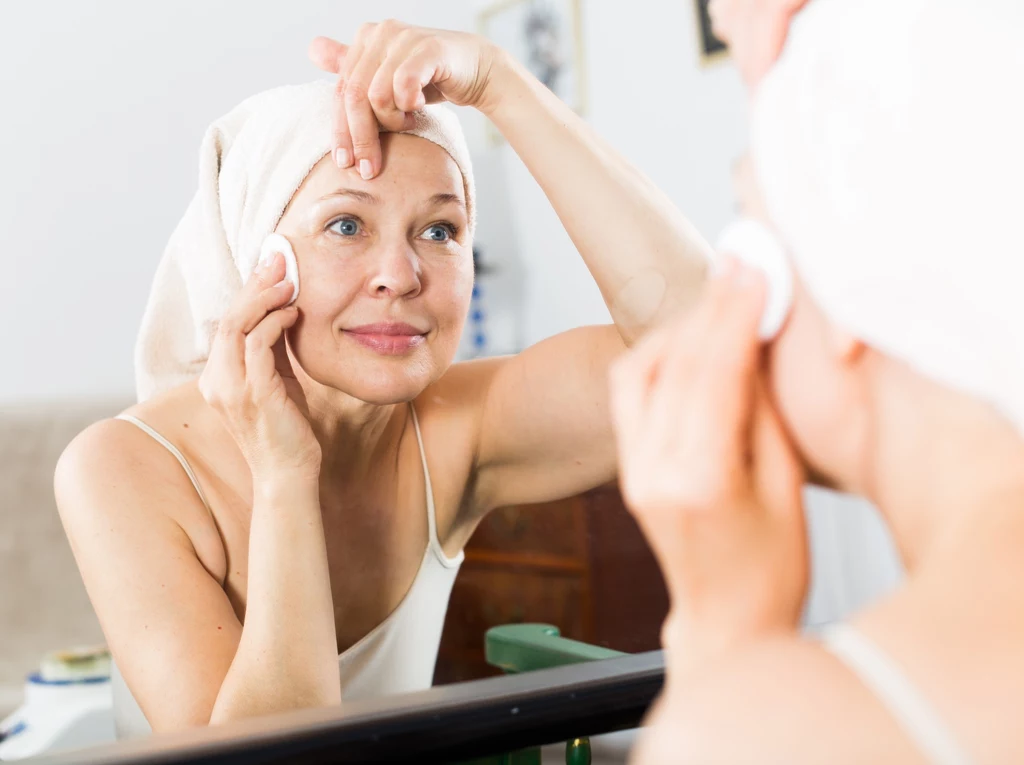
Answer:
[307,21,502,179]
[199,252,322,485]
[609,260,808,675]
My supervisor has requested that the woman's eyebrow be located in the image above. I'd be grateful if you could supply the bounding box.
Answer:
[429,192,465,210]
[315,189,464,211]
[318,188,380,204]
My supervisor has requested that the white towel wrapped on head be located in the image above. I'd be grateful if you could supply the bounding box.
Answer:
[134,79,475,402]
[750,0,1024,436]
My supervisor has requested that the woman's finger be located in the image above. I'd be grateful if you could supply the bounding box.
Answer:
[331,79,355,170]
[345,67,385,179]
[245,306,300,399]
[309,35,355,167]
[236,266,295,337]
[343,25,388,180]
[214,257,291,367]
[367,33,424,132]
[332,26,376,169]
[392,40,445,113]
[308,36,348,74]
[750,378,805,521]
[639,263,765,510]
[215,254,283,342]
[687,263,766,447]
[609,317,681,457]
[609,353,655,464]
[201,260,287,411]
[641,260,740,436]
[619,271,723,407]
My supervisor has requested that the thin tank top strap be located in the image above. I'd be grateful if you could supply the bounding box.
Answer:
[115,414,212,513]
[819,624,972,765]
[408,404,462,568]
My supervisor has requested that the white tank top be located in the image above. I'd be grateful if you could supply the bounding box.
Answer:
[110,406,463,739]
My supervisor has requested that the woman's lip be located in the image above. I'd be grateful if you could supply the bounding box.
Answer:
[346,322,426,336]
[343,330,426,355]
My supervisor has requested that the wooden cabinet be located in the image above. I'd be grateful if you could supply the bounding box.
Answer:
[434,484,669,685]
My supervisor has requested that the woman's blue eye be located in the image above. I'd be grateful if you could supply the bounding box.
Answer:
[330,218,360,236]
[423,225,453,242]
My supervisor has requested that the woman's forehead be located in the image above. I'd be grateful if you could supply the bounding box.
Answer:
[295,133,465,206]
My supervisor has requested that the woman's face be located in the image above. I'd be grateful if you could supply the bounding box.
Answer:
[274,133,473,405]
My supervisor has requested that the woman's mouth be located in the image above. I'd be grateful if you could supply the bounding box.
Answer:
[343,323,427,355]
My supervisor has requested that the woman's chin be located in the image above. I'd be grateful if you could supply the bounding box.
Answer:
[327,365,441,405]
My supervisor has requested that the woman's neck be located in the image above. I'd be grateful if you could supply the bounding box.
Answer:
[298,378,409,483]
[865,365,1024,571]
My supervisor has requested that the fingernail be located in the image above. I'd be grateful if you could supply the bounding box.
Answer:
[257,251,280,274]
[359,159,373,180]
[334,147,351,168]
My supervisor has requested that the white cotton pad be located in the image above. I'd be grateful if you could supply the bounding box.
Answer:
[715,218,794,341]
[258,233,300,304]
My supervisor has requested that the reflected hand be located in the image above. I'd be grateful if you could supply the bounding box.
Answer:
[707,0,809,89]
[308,21,499,180]
[609,258,808,675]
[199,253,322,486]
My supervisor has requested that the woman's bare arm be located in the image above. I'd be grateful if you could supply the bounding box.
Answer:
[468,52,713,510]
[56,255,341,731]
[56,421,242,731]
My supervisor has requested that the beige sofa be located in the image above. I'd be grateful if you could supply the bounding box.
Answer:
[0,400,128,716]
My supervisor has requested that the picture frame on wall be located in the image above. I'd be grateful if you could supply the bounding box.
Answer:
[694,0,729,65]
[478,0,587,145]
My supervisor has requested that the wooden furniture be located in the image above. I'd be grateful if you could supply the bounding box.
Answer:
[434,484,669,685]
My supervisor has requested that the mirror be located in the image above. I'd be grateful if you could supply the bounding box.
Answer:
[0,1,902,762]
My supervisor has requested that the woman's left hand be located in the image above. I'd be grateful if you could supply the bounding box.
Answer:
[308,21,499,180]
[609,258,809,676]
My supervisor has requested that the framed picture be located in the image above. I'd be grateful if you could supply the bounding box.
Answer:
[694,0,728,65]
[478,0,587,144]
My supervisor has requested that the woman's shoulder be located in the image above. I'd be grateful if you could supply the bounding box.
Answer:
[54,381,227,578]
[58,381,209,485]
[640,633,925,764]
[416,357,507,434]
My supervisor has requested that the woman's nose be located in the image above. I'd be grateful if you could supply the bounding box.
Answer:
[367,244,422,298]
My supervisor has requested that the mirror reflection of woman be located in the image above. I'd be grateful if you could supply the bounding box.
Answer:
[617,1,1024,762]
[55,21,711,735]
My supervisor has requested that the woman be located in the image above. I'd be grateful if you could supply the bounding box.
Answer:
[54,21,709,735]
[614,0,1024,762]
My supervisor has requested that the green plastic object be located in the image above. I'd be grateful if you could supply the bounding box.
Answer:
[485,624,625,674]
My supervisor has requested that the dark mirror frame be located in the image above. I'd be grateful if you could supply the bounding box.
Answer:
[29,652,663,765]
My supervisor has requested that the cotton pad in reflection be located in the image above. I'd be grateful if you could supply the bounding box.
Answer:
[715,218,794,340]
[258,233,300,304]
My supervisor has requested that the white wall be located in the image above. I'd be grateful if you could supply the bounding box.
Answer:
[0,0,474,404]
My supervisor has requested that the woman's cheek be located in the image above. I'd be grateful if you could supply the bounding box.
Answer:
[297,253,365,310]
[766,294,832,458]
[767,297,850,480]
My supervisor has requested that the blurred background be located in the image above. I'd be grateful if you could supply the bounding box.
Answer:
[0,1,902,760]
